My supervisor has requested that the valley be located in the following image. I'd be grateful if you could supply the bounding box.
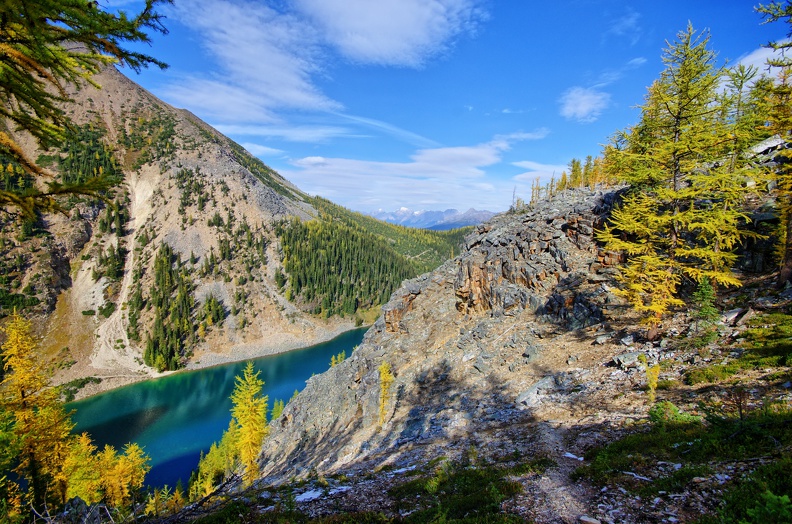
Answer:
[2,3,792,523]
[0,64,469,400]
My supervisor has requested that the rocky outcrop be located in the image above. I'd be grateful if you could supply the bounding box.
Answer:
[454,189,623,327]
[256,187,628,483]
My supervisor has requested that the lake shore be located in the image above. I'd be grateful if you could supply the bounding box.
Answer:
[62,320,365,402]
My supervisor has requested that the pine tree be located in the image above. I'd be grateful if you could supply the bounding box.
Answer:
[0,0,169,218]
[62,433,102,504]
[230,362,269,486]
[97,443,150,509]
[0,405,22,522]
[270,399,285,421]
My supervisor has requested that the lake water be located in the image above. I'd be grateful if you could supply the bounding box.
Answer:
[68,328,367,488]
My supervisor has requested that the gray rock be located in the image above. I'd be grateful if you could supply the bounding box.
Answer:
[523,345,540,361]
[620,334,634,346]
[613,351,644,369]
[473,356,492,374]
[721,308,744,325]
[594,334,610,345]
[516,376,557,408]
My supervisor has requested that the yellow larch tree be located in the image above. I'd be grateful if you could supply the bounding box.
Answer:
[1,312,74,512]
[230,362,268,486]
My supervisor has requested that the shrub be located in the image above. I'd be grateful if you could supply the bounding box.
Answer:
[648,401,702,427]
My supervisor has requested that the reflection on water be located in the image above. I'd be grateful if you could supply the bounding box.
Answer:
[69,328,367,488]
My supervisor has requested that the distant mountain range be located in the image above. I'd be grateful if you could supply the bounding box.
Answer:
[370,207,496,230]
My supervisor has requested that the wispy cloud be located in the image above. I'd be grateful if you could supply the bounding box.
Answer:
[559,87,610,123]
[558,57,643,123]
[512,160,568,183]
[240,143,284,157]
[160,0,487,131]
[214,124,357,143]
[605,10,642,46]
[293,0,486,67]
[592,57,647,89]
[164,0,335,122]
[736,42,790,73]
[334,113,440,147]
[282,131,548,211]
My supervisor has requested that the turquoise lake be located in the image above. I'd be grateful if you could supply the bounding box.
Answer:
[68,328,367,488]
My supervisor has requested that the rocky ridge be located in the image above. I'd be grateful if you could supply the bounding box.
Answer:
[251,188,636,520]
[242,186,790,523]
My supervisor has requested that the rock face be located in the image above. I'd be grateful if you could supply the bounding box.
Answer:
[257,188,627,482]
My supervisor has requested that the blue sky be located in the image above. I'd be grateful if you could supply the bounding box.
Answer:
[117,0,787,213]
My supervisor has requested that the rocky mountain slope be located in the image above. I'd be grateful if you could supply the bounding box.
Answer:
[1,64,458,398]
[236,188,617,522]
[33,65,346,393]
[231,187,791,524]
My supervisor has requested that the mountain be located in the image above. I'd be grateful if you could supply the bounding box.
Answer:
[185,186,789,524]
[258,187,621,484]
[0,64,465,397]
[371,207,495,230]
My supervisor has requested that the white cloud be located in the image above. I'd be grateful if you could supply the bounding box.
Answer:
[334,113,440,147]
[592,57,647,89]
[559,87,610,123]
[606,10,642,46]
[240,143,284,156]
[736,42,790,73]
[627,57,647,68]
[293,0,486,67]
[164,0,338,122]
[512,160,568,183]
[214,124,356,143]
[281,131,547,211]
[158,0,488,129]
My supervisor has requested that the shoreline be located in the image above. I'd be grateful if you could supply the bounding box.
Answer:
[65,322,367,402]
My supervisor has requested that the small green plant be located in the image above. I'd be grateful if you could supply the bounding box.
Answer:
[685,312,792,385]
[648,401,702,427]
[742,491,792,524]
[98,301,116,318]
[388,461,524,522]
[699,456,792,524]
[692,277,720,329]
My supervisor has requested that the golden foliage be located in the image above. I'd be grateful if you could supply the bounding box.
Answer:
[378,361,395,427]
[230,362,268,487]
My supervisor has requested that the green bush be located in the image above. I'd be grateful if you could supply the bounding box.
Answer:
[648,401,702,427]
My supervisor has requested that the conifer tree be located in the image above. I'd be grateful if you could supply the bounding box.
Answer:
[598,25,755,324]
[270,399,285,421]
[378,361,395,427]
[61,433,102,505]
[758,1,792,287]
[0,0,169,217]
[0,313,74,512]
[230,362,269,486]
